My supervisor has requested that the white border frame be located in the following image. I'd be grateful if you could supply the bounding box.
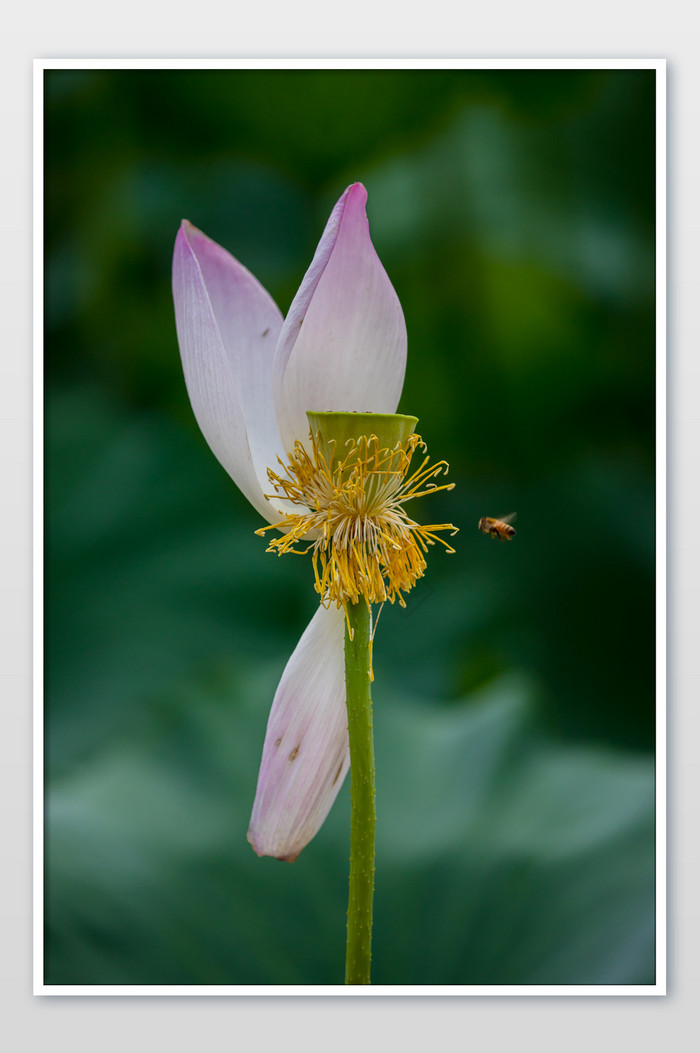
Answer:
[33,57,666,998]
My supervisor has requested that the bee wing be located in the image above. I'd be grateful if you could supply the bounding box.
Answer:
[498,513,517,525]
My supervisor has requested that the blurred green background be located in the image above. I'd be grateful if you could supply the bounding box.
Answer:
[44,68,657,986]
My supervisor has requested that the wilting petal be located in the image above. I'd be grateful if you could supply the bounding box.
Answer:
[173,221,286,521]
[248,604,349,861]
[274,183,407,453]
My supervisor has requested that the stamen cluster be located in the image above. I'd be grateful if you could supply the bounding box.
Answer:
[256,431,457,611]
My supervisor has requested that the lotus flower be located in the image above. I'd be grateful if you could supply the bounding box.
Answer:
[172,184,407,861]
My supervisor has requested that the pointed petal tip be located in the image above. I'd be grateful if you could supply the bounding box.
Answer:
[174,219,191,251]
[337,182,368,227]
[178,218,213,250]
[177,220,231,264]
[345,181,367,204]
[173,220,204,264]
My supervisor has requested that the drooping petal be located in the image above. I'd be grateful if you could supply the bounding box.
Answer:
[172,221,287,521]
[247,604,349,861]
[273,183,407,453]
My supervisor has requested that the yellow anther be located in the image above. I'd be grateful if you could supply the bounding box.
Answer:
[255,430,458,613]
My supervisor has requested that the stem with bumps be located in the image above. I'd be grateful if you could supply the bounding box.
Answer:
[343,600,376,985]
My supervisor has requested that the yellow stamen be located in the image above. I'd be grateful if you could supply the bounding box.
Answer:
[255,431,458,613]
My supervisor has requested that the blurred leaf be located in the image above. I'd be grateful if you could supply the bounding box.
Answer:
[372,684,654,984]
[46,670,654,985]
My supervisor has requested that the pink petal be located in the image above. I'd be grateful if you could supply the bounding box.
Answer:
[273,183,407,453]
[247,604,349,861]
[172,221,286,521]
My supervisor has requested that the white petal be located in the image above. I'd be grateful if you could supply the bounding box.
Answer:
[273,184,407,453]
[247,605,349,861]
[172,221,287,522]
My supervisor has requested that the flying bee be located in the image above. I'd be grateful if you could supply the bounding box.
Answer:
[478,513,516,542]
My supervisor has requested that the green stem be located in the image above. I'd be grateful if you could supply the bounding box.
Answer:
[344,600,376,985]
